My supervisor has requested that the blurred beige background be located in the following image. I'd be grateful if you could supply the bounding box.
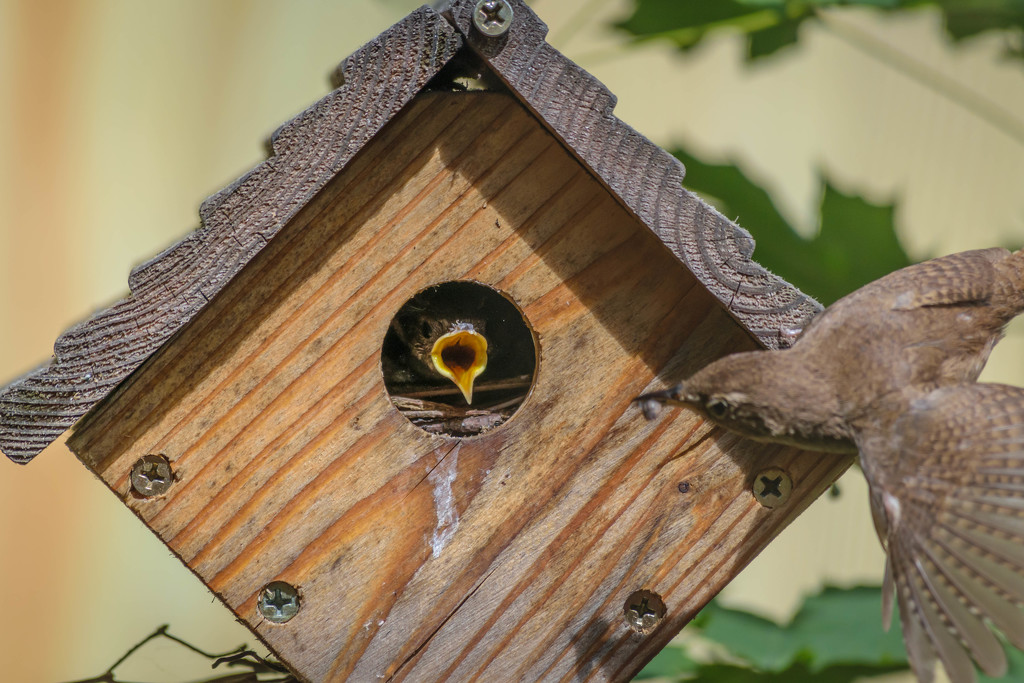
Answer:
[0,1,1021,681]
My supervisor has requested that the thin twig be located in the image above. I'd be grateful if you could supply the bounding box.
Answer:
[161,630,248,661]
[61,625,294,683]
[213,650,291,674]
[106,625,173,674]
[395,375,532,399]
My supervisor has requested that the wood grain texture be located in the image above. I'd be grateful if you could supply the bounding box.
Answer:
[443,0,822,349]
[0,7,461,464]
[69,91,851,683]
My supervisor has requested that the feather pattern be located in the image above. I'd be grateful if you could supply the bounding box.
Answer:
[860,383,1024,682]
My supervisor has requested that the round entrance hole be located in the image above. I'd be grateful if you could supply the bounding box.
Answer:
[381,281,537,436]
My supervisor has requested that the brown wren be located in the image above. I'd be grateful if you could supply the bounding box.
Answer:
[641,247,1024,683]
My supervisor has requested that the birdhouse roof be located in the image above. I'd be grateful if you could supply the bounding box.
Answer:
[0,0,818,464]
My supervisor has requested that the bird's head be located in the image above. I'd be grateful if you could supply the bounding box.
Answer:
[390,304,490,404]
[663,351,791,440]
[640,350,855,453]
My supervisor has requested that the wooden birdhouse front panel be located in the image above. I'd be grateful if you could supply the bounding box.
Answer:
[68,90,846,681]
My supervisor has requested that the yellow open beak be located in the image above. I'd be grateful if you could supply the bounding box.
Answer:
[430,328,488,404]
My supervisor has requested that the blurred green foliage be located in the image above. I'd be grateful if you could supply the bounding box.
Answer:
[670,147,912,305]
[616,0,1024,61]
[638,585,1024,681]
[636,586,907,681]
[694,586,907,673]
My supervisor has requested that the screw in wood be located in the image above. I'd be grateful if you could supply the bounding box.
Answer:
[473,0,513,37]
[623,589,666,634]
[752,467,792,508]
[257,581,301,624]
[130,454,173,497]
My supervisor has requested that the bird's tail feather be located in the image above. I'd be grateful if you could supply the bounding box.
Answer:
[864,384,1024,682]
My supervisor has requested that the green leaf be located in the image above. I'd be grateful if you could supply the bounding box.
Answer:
[635,643,699,679]
[615,0,806,58]
[699,586,908,672]
[790,585,908,670]
[699,602,804,671]
[735,0,902,5]
[684,660,908,682]
[616,0,770,36]
[669,147,912,304]
[748,18,804,58]
[616,0,1024,60]
[813,183,911,304]
[936,0,1024,41]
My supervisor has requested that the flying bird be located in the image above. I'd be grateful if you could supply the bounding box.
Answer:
[640,247,1024,683]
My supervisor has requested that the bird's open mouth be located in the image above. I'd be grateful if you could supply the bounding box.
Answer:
[430,328,489,404]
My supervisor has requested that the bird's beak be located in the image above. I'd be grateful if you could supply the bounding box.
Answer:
[635,384,696,420]
[430,328,489,404]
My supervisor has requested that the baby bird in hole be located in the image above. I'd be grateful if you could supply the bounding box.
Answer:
[382,281,534,406]
[388,311,489,404]
[641,247,1024,683]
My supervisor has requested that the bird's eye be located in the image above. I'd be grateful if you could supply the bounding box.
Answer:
[420,320,432,338]
[705,398,729,419]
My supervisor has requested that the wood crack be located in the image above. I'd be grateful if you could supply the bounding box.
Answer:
[388,566,498,682]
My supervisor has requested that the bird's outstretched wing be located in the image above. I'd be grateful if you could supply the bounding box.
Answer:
[877,247,1015,311]
[858,383,1024,683]
[793,249,1024,413]
[817,248,1017,318]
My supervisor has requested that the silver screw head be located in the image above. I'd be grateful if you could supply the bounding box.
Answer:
[752,467,793,508]
[130,454,173,497]
[473,0,513,37]
[624,589,666,634]
[258,581,300,624]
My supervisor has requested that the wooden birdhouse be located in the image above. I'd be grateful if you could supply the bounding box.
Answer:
[0,1,852,680]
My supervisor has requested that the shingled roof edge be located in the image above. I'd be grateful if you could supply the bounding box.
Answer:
[0,6,462,463]
[1,2,820,464]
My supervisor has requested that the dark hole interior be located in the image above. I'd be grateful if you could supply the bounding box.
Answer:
[381,280,537,437]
